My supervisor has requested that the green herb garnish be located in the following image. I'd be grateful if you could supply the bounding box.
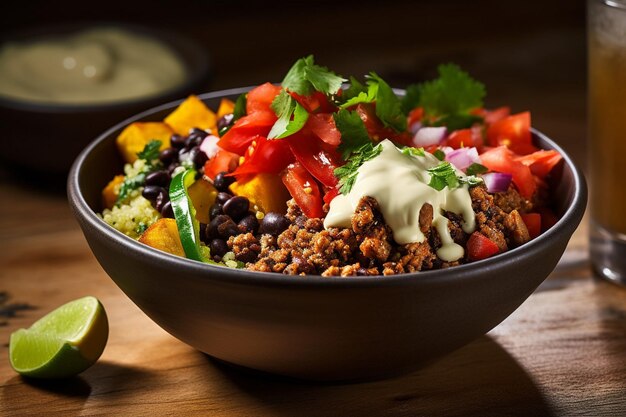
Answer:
[116,172,146,205]
[334,109,371,159]
[466,163,488,176]
[334,143,382,195]
[282,55,346,96]
[136,140,162,161]
[401,84,421,115]
[233,92,247,121]
[433,149,446,161]
[268,90,309,139]
[401,147,426,157]
[427,161,460,191]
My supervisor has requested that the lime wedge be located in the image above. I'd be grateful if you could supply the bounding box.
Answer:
[9,296,108,378]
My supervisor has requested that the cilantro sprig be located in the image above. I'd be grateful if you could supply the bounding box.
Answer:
[116,140,163,205]
[268,90,309,139]
[426,161,483,191]
[282,55,346,96]
[136,140,162,161]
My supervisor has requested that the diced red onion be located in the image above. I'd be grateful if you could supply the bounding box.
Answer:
[412,126,447,147]
[481,172,512,193]
[409,121,423,134]
[440,146,455,156]
[446,147,480,171]
[199,135,221,159]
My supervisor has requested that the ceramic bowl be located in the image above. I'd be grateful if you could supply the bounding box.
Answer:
[0,23,211,173]
[68,88,586,381]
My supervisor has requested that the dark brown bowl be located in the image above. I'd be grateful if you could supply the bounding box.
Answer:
[0,22,211,174]
[68,88,587,381]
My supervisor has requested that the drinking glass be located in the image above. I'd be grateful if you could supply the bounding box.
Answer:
[588,0,626,284]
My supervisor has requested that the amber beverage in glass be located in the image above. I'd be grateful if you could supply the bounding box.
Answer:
[588,0,626,284]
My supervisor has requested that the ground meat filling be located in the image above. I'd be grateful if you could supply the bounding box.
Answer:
[239,184,536,276]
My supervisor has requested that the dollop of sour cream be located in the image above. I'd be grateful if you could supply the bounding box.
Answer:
[0,28,186,105]
[324,139,476,262]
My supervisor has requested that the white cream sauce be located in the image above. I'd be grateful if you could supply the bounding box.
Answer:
[324,139,476,262]
[0,28,186,104]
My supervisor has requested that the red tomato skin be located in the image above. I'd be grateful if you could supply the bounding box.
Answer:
[354,103,412,146]
[467,232,500,261]
[246,83,281,114]
[231,136,294,178]
[287,133,340,187]
[520,213,542,239]
[281,162,324,219]
[480,146,537,199]
[515,150,563,178]
[486,112,537,155]
[323,187,340,205]
[289,91,337,113]
[483,106,511,125]
[204,149,240,180]
[407,107,424,128]
[306,113,341,146]
[445,126,483,149]
[217,111,277,155]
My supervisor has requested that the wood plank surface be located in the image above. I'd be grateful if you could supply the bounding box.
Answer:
[4,1,626,415]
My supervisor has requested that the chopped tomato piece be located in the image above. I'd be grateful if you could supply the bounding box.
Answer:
[217,110,277,154]
[323,187,340,205]
[306,113,341,146]
[486,111,537,155]
[203,149,240,180]
[536,207,559,231]
[445,126,483,149]
[246,82,281,114]
[515,149,563,178]
[287,133,340,187]
[467,232,500,261]
[281,162,324,218]
[289,91,337,113]
[520,213,541,239]
[475,106,511,125]
[407,107,424,128]
[355,103,412,146]
[480,146,536,199]
[231,136,294,178]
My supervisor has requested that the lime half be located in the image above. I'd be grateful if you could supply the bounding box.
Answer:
[9,296,108,378]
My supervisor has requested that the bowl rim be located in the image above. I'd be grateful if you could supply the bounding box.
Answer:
[68,87,588,289]
[0,21,211,113]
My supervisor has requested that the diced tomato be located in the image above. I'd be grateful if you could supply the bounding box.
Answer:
[515,149,563,178]
[480,146,536,199]
[536,206,559,231]
[287,133,340,187]
[445,126,483,149]
[305,113,341,146]
[217,110,277,154]
[482,106,511,125]
[467,232,500,261]
[407,107,424,128]
[323,187,340,205]
[289,91,337,114]
[486,111,538,155]
[246,83,281,114]
[203,149,240,180]
[355,103,412,146]
[281,162,324,218]
[520,213,541,239]
[231,136,294,178]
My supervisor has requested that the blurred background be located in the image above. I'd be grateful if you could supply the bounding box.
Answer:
[0,0,586,176]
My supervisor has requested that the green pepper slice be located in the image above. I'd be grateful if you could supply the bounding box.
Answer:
[169,169,205,262]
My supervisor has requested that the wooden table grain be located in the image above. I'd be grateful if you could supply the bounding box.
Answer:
[4,2,626,414]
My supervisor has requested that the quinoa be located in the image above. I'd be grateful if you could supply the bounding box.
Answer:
[101,195,161,239]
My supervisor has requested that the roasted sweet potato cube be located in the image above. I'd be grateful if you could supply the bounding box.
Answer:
[229,173,290,214]
[165,95,217,136]
[116,122,172,163]
[138,218,185,257]
[102,175,125,209]
[188,179,218,224]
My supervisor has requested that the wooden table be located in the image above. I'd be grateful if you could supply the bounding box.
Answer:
[5,2,626,414]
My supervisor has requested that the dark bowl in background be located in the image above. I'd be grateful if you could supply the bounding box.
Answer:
[68,89,587,381]
[0,22,211,174]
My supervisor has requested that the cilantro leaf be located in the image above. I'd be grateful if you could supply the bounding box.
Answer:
[433,149,446,161]
[368,73,407,132]
[334,109,371,160]
[466,163,488,176]
[419,63,485,119]
[339,80,378,109]
[137,140,162,161]
[401,84,421,115]
[401,146,426,157]
[341,76,367,102]
[427,161,459,191]
[116,172,146,205]
[282,55,346,96]
[334,143,382,194]
[233,92,247,121]
[268,90,309,139]
[460,175,484,187]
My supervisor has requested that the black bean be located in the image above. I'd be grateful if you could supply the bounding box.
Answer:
[223,196,249,221]
[213,171,235,191]
[170,134,186,149]
[142,185,164,202]
[185,129,207,148]
[209,203,223,219]
[217,114,234,131]
[155,190,169,212]
[190,127,209,138]
[192,148,208,169]
[209,238,229,257]
[207,214,238,240]
[216,192,232,205]
[144,170,170,187]
[259,212,290,235]
[167,163,180,175]
[238,215,259,234]
[159,148,178,165]
[161,201,174,218]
